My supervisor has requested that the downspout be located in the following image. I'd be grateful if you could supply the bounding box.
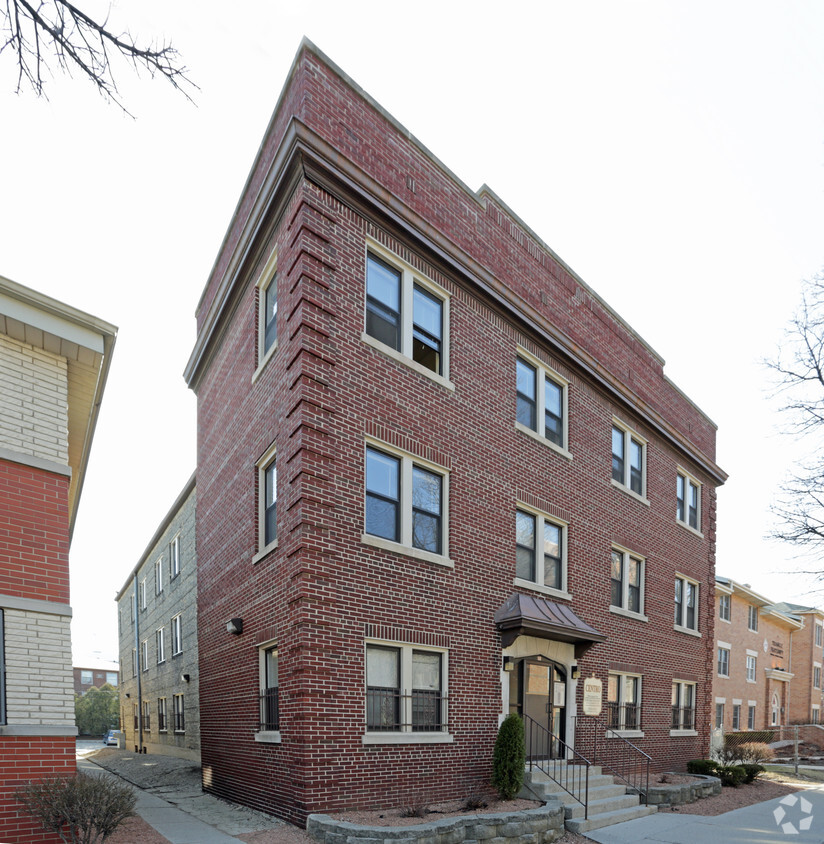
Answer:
[133,574,143,753]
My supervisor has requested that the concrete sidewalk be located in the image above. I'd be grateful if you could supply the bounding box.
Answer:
[584,787,824,844]
[78,750,286,844]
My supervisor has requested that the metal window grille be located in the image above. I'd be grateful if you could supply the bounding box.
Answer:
[259,687,279,731]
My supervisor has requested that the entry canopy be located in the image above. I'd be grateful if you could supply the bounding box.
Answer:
[495,593,607,656]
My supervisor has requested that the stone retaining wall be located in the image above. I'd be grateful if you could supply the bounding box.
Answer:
[644,774,721,807]
[307,803,565,844]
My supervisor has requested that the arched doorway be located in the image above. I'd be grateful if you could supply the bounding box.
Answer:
[508,656,566,757]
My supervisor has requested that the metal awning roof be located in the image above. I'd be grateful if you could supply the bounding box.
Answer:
[495,593,607,656]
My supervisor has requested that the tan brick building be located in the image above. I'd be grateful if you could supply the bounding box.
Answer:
[715,577,824,731]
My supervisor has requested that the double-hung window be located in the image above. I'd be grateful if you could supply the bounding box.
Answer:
[155,558,163,595]
[143,700,151,731]
[671,681,696,731]
[131,648,137,678]
[156,628,166,665]
[364,444,448,563]
[515,352,568,452]
[746,653,757,682]
[255,444,277,559]
[816,623,823,648]
[364,247,449,382]
[732,703,741,731]
[748,605,759,632]
[157,698,167,732]
[610,548,644,618]
[173,694,185,732]
[255,249,278,369]
[815,664,821,689]
[365,642,448,741]
[715,702,725,729]
[607,673,641,732]
[717,646,730,677]
[674,575,700,633]
[515,507,567,595]
[719,594,731,622]
[748,704,756,730]
[141,640,149,673]
[169,535,180,579]
[139,578,147,611]
[171,614,182,656]
[676,471,701,531]
[611,422,645,498]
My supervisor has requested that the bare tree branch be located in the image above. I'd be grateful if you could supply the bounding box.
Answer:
[0,0,195,114]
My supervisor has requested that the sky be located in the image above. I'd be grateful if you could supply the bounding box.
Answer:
[1,1,823,665]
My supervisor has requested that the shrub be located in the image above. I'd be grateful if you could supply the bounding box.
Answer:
[462,793,488,810]
[686,759,718,776]
[716,765,747,787]
[492,713,525,800]
[400,802,428,818]
[17,772,136,843]
[741,764,765,783]
[738,742,775,764]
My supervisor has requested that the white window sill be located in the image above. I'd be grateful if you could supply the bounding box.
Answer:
[610,605,648,623]
[719,617,731,623]
[252,342,278,383]
[255,730,282,744]
[361,333,455,391]
[253,540,278,565]
[746,679,757,684]
[515,422,572,461]
[718,674,730,679]
[610,479,650,506]
[674,624,701,638]
[513,578,571,602]
[362,732,454,745]
[669,730,698,737]
[607,730,644,739]
[361,534,454,569]
[676,519,704,539]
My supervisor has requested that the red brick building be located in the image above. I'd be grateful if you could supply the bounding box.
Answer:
[0,275,115,843]
[184,41,726,825]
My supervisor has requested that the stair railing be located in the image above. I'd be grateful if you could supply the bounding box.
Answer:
[523,715,590,820]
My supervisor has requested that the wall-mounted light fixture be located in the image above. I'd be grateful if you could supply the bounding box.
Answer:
[570,665,581,680]
[180,673,190,683]
[226,618,244,635]
[125,692,131,698]
[503,657,514,672]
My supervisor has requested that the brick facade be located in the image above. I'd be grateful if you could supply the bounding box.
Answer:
[185,42,726,825]
[0,275,115,843]
[117,475,199,761]
[73,665,119,697]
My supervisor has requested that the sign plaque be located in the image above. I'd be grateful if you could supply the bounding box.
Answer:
[582,677,602,717]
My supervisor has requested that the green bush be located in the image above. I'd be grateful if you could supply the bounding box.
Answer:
[75,684,120,736]
[717,765,747,787]
[16,772,136,843]
[741,763,765,783]
[492,713,525,800]
[686,759,718,776]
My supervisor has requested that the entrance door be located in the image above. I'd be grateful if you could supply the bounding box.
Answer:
[511,657,566,758]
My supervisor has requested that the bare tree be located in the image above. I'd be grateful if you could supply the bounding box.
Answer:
[768,272,824,553]
[1,0,194,113]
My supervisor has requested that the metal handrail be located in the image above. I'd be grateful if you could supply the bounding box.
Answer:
[523,715,590,820]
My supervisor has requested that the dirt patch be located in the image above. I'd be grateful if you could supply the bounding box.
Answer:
[106,815,172,843]
[654,774,698,784]
[659,775,804,816]
[324,797,541,826]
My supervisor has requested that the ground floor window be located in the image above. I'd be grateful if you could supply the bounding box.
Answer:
[671,681,695,730]
[133,703,138,730]
[813,706,820,725]
[607,673,641,731]
[732,703,741,731]
[142,700,151,731]
[748,704,756,730]
[259,645,279,731]
[366,642,447,733]
[715,702,724,729]
[173,694,185,732]
[158,698,167,732]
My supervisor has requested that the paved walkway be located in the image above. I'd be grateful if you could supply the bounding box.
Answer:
[585,787,824,844]
[78,749,287,844]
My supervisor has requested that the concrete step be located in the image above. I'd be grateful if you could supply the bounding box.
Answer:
[563,792,642,820]
[565,803,657,834]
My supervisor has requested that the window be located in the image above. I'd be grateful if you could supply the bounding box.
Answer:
[719,594,730,622]
[813,706,821,725]
[748,704,756,730]
[515,353,568,451]
[158,698,167,732]
[131,648,137,678]
[171,614,182,656]
[80,670,93,685]
[256,249,278,367]
[173,694,185,732]
[732,703,741,731]
[155,558,163,595]
[139,578,147,611]
[156,628,166,664]
[610,548,644,617]
[169,535,180,579]
[607,673,641,732]
[260,453,277,549]
[364,444,447,560]
[671,681,696,731]
[816,623,823,648]
[133,703,138,730]
[748,605,759,632]
[715,702,725,729]
[141,640,149,672]
[515,507,566,594]
[259,645,279,733]
[611,422,645,497]
[746,654,756,682]
[365,642,447,737]
[676,471,701,531]
[814,664,821,689]
[674,576,699,632]
[143,700,151,731]
[717,646,730,677]
[364,248,449,380]
[105,672,118,686]
[0,611,5,725]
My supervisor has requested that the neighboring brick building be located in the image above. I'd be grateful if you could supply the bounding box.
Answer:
[116,474,199,761]
[73,663,119,696]
[183,41,726,825]
[0,275,115,843]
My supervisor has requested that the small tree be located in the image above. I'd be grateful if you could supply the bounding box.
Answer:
[17,773,136,843]
[492,713,525,800]
[75,684,119,736]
